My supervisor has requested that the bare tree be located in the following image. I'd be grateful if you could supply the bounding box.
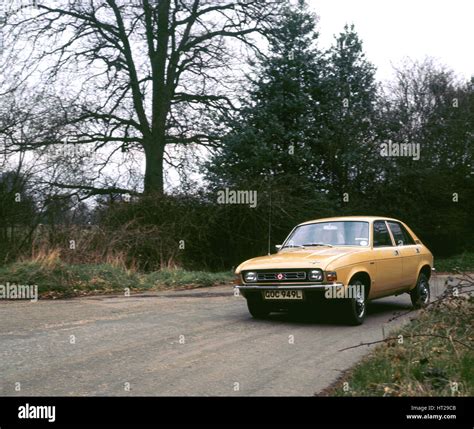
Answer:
[3,0,282,195]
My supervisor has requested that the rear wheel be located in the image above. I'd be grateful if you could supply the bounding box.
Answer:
[341,279,367,325]
[410,273,430,309]
[247,297,270,319]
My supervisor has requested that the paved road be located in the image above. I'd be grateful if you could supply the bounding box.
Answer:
[0,275,449,396]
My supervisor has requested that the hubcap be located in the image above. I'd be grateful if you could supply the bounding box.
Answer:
[419,281,429,304]
[355,289,365,317]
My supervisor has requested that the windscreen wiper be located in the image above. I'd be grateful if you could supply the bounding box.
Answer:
[301,243,334,247]
[283,244,306,249]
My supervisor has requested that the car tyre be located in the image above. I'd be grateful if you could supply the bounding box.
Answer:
[342,279,367,325]
[410,273,430,309]
[247,297,270,319]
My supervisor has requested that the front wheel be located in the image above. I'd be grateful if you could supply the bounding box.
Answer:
[247,297,270,319]
[341,279,367,325]
[410,273,430,309]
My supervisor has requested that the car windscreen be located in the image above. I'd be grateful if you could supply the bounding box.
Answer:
[284,221,369,247]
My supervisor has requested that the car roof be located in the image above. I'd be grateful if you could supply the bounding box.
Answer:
[298,216,402,226]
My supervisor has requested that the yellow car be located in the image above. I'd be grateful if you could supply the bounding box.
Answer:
[234,216,434,325]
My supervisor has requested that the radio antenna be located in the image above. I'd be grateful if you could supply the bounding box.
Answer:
[267,189,272,255]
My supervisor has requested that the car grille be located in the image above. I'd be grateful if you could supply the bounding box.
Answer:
[256,271,306,282]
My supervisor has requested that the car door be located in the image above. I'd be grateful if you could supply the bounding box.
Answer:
[371,220,403,295]
[386,221,421,289]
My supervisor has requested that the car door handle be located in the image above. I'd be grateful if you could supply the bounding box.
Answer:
[416,248,420,254]
[393,250,399,256]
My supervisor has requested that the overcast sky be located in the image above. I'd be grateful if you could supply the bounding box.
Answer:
[310,0,474,83]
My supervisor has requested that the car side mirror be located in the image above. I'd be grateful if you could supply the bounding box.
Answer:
[275,244,282,251]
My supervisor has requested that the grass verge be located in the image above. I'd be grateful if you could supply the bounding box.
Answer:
[0,260,234,299]
[325,294,473,396]
[435,252,474,273]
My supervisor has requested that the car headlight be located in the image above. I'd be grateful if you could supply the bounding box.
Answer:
[309,269,323,281]
[244,271,257,282]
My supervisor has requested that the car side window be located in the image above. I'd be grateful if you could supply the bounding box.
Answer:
[387,221,415,246]
[373,221,393,247]
[399,223,416,245]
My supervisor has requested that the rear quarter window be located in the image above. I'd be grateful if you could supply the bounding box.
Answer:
[373,220,393,247]
[387,221,415,245]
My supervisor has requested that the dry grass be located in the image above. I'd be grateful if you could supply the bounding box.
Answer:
[0,257,233,299]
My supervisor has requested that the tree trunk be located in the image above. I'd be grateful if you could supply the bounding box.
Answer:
[144,135,165,195]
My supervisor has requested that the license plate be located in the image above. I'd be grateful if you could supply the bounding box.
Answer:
[263,290,303,300]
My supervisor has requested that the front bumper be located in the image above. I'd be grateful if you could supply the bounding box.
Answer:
[235,282,345,305]
[235,282,344,291]
[235,283,344,298]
